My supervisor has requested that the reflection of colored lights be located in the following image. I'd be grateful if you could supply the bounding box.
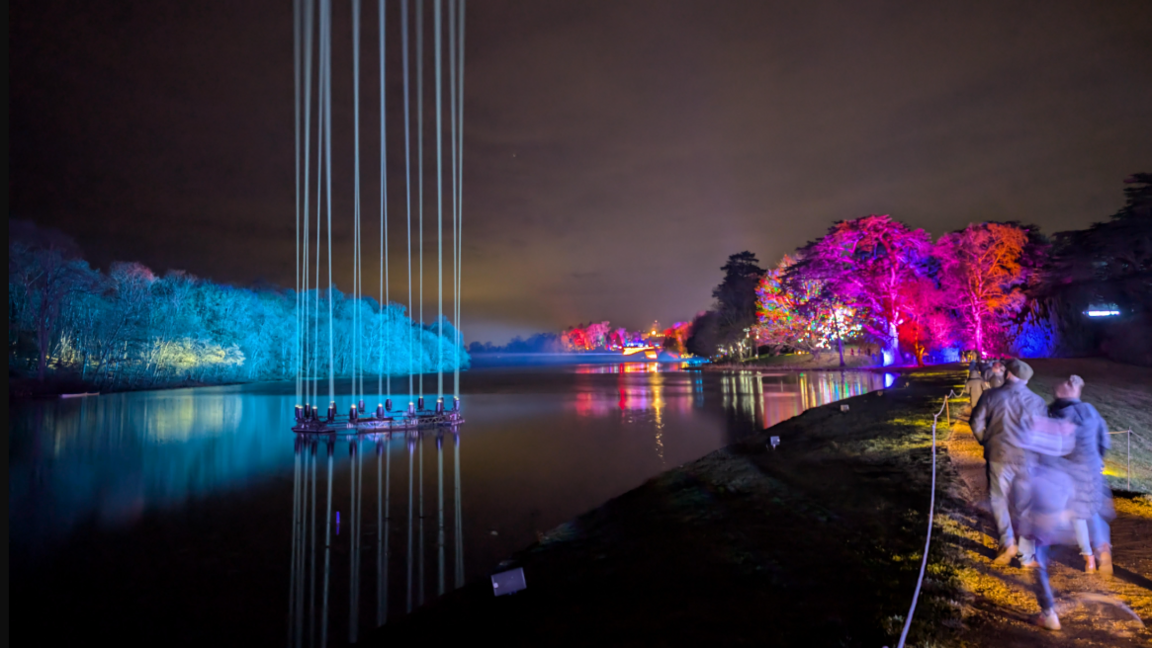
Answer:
[574,370,885,429]
[1086,310,1120,317]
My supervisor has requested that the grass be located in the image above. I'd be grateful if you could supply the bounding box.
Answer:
[1026,358,1152,494]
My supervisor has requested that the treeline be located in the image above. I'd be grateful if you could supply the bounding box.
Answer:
[469,320,694,355]
[687,174,1152,367]
[468,333,564,354]
[8,221,468,392]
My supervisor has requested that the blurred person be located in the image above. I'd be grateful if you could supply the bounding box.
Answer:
[1019,448,1074,630]
[965,362,985,412]
[984,361,1006,389]
[970,359,1047,565]
[1049,375,1115,576]
[1016,402,1079,630]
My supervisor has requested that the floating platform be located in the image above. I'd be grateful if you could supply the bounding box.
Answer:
[292,398,463,435]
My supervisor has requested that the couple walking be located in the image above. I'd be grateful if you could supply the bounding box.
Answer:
[969,359,1114,631]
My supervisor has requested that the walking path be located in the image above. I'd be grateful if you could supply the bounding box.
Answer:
[943,407,1152,646]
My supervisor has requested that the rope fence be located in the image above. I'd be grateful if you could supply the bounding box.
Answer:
[894,386,960,648]
[1107,428,1152,494]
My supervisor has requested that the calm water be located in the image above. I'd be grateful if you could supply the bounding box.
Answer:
[10,364,890,645]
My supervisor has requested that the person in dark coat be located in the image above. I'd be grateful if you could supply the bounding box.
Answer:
[1049,374,1114,576]
[970,359,1047,565]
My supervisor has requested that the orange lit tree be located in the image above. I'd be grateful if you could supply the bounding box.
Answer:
[936,222,1043,357]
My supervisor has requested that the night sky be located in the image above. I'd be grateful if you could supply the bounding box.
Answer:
[11,0,1152,344]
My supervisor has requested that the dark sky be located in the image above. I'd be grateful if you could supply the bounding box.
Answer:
[11,0,1152,344]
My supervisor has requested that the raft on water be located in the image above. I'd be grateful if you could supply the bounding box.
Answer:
[291,397,463,434]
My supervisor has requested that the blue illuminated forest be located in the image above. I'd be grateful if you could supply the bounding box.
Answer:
[8,220,468,393]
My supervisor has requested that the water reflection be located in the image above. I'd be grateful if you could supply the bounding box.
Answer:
[9,390,296,555]
[719,371,885,432]
[574,362,667,374]
[288,429,464,645]
[11,367,888,647]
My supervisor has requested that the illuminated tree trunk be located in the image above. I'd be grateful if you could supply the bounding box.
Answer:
[884,319,899,366]
[832,310,845,367]
[974,316,985,360]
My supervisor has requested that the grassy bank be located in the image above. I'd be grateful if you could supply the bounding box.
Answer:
[368,370,969,647]
[6,372,242,399]
[711,347,879,371]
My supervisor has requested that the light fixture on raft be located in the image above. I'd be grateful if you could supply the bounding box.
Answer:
[291,0,466,434]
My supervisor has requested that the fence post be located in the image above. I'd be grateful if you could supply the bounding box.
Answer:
[1128,429,1132,492]
[944,396,950,428]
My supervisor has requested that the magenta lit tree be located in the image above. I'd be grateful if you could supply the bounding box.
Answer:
[789,215,932,365]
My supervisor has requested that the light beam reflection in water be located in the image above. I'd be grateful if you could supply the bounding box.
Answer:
[10,365,887,646]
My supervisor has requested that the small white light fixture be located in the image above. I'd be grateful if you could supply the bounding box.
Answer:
[1085,304,1121,317]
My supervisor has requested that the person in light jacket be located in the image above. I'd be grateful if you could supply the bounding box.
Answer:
[1049,374,1114,576]
[984,361,1006,389]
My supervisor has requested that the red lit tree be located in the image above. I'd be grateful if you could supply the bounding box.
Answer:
[789,215,932,365]
[661,321,691,355]
[897,275,952,366]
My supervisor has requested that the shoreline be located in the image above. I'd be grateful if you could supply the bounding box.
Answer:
[366,359,1152,646]
[368,369,972,646]
[368,360,1152,645]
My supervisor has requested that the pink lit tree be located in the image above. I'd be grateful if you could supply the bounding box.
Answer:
[584,321,611,349]
[607,327,629,350]
[789,215,933,365]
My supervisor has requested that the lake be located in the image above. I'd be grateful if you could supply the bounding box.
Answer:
[10,363,891,646]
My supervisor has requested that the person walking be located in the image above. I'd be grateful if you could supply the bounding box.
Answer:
[1049,375,1115,577]
[965,362,985,412]
[984,361,1006,389]
[970,359,1048,565]
[1019,448,1077,630]
[1015,395,1079,631]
